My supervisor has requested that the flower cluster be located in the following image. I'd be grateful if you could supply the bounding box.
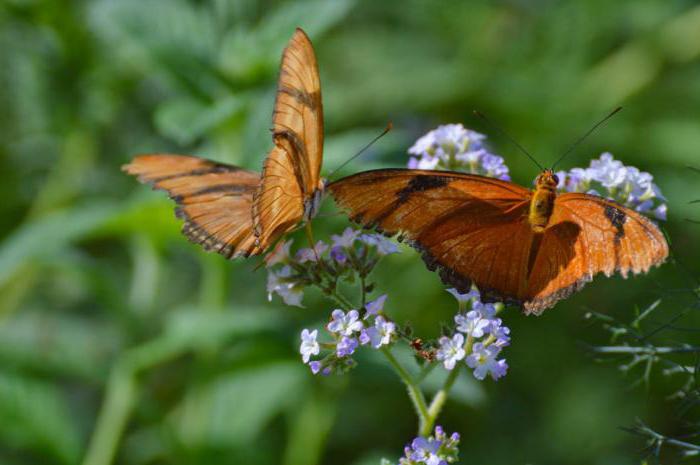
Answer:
[556,152,667,220]
[266,228,399,307]
[436,289,509,380]
[407,124,510,180]
[299,294,397,374]
[382,426,460,465]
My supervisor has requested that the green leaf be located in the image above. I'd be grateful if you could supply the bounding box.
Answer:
[171,362,308,447]
[0,311,118,381]
[219,0,355,75]
[0,371,82,465]
[154,95,245,145]
[0,202,121,287]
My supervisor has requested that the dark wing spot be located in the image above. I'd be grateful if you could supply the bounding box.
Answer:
[604,204,626,241]
[396,175,450,204]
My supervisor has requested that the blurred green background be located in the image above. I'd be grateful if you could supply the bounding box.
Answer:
[1,0,699,464]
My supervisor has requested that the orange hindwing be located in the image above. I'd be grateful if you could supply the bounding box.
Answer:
[328,168,668,313]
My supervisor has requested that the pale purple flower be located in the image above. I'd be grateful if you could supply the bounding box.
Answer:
[409,437,445,465]
[296,241,329,263]
[360,316,396,348]
[465,342,508,380]
[408,153,440,169]
[360,234,399,256]
[327,309,364,336]
[330,246,348,264]
[264,239,293,267]
[336,336,359,357]
[589,152,628,188]
[364,294,388,318]
[472,300,497,319]
[331,227,359,248]
[267,266,303,307]
[445,288,479,304]
[489,318,511,347]
[454,310,490,338]
[398,426,460,465]
[654,204,667,221]
[480,152,511,181]
[557,152,666,221]
[309,361,322,374]
[300,329,320,363]
[408,124,509,180]
[436,333,466,370]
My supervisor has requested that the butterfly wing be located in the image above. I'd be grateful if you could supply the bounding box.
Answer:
[254,28,323,248]
[522,193,669,314]
[328,169,537,304]
[123,154,262,258]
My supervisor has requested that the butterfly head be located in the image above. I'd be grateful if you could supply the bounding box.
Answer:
[534,169,559,191]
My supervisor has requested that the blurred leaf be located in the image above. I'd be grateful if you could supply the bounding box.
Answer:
[283,391,337,465]
[154,95,245,145]
[161,305,282,350]
[0,371,82,465]
[172,362,307,447]
[219,0,356,77]
[0,202,121,288]
[0,310,118,381]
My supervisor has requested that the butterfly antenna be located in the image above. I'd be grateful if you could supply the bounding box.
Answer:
[551,107,622,170]
[473,110,544,171]
[327,122,393,181]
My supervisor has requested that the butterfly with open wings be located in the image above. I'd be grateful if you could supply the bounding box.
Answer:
[328,163,668,314]
[123,28,324,259]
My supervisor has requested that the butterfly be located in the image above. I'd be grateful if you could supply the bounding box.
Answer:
[122,28,324,259]
[328,168,668,314]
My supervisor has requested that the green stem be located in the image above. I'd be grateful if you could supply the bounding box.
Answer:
[421,365,460,436]
[82,365,136,465]
[381,347,430,432]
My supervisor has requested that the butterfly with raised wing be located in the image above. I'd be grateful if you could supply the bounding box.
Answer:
[328,168,668,314]
[122,28,325,259]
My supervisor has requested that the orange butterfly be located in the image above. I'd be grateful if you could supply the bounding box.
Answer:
[328,168,668,313]
[123,28,324,259]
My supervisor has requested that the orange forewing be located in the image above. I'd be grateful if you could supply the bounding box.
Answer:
[328,169,668,313]
[122,154,262,258]
[254,27,324,247]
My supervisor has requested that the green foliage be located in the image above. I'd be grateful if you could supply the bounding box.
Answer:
[1,0,699,464]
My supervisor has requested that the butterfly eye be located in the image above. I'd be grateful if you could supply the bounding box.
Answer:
[552,174,560,185]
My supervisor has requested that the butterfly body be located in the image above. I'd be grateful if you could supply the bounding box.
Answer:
[528,170,559,232]
[329,168,668,313]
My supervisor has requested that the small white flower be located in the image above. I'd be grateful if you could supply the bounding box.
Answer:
[327,309,364,336]
[299,329,320,363]
[267,266,303,307]
[361,316,396,348]
[436,333,466,370]
[454,310,490,338]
